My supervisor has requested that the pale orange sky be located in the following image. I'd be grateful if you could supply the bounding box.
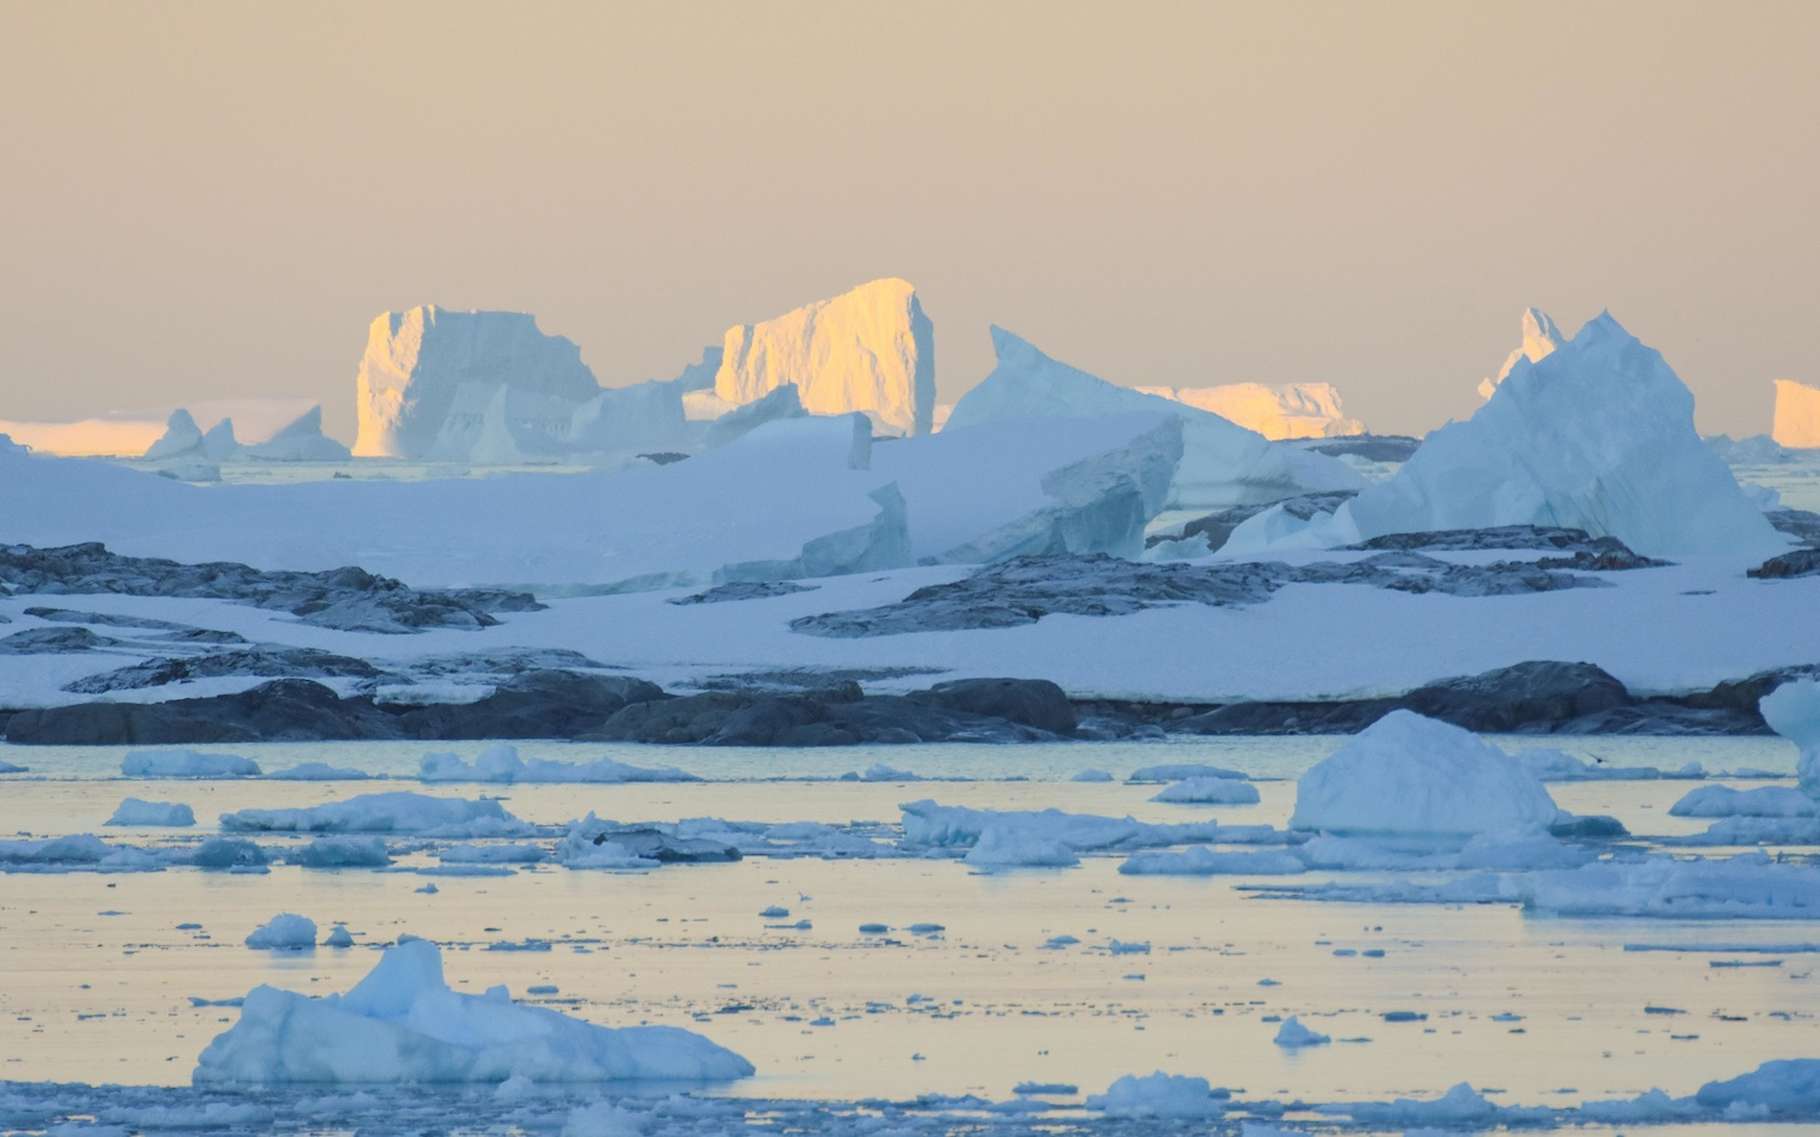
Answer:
[2,1,1815,440]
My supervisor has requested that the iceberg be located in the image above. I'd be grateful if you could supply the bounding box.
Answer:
[219,792,531,837]
[199,417,240,462]
[1272,1016,1331,1047]
[1761,680,1820,797]
[193,939,754,1083]
[1086,1072,1223,1118]
[1151,777,1260,805]
[245,913,317,950]
[142,410,205,460]
[713,278,934,436]
[1476,307,1564,400]
[352,306,601,459]
[1234,311,1786,558]
[1136,382,1365,439]
[1289,711,1560,837]
[1772,379,1820,449]
[243,406,351,461]
[946,327,1363,511]
[566,380,690,457]
[1668,785,1814,818]
[122,750,260,778]
[702,384,807,449]
[418,744,698,785]
[105,798,195,827]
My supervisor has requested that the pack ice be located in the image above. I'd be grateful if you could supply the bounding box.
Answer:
[192,938,753,1084]
[1228,311,1785,558]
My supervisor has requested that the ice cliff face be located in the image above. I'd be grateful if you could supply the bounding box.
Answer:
[946,327,1363,511]
[1773,379,1820,449]
[713,278,935,436]
[1136,382,1365,439]
[352,306,600,459]
[1232,311,1785,558]
[1478,307,1564,400]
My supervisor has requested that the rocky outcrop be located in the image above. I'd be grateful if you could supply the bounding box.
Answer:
[0,542,540,633]
[62,647,384,694]
[1749,548,1820,580]
[791,538,1651,638]
[714,278,935,436]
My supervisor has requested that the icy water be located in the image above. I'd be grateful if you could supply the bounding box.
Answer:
[2,733,1815,1118]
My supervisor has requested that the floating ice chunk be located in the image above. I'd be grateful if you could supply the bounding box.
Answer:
[105,798,194,827]
[220,793,531,837]
[324,925,354,948]
[1670,785,1816,818]
[1761,681,1820,798]
[964,823,1080,869]
[266,763,372,781]
[1151,778,1261,805]
[1515,854,1820,919]
[1109,939,1151,955]
[856,763,921,782]
[1071,769,1114,783]
[1273,1016,1331,1047]
[1086,1071,1223,1118]
[194,938,754,1084]
[758,906,790,919]
[439,843,547,865]
[122,750,260,778]
[291,837,391,868]
[189,838,268,870]
[1119,847,1305,876]
[245,914,317,950]
[1696,1058,1820,1117]
[1514,748,1679,782]
[1289,711,1559,838]
[1127,763,1247,784]
[419,745,698,785]
[1349,1082,1499,1128]
[901,800,1221,853]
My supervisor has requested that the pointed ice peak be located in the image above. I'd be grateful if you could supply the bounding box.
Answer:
[142,408,205,460]
[200,417,240,461]
[1478,307,1566,400]
[267,405,323,440]
[988,324,1043,365]
[342,938,445,1018]
[1572,309,1631,346]
[165,408,199,433]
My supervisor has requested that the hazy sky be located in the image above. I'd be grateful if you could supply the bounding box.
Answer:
[3,1,1816,441]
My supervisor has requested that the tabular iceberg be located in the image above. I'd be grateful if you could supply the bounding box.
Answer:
[946,327,1362,510]
[713,278,935,436]
[353,306,601,459]
[193,938,753,1084]
[1136,381,1365,438]
[1289,710,1560,837]
[1773,378,1820,449]
[1231,311,1786,558]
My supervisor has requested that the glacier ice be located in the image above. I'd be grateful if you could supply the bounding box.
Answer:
[192,938,753,1084]
[243,406,351,461]
[1477,307,1564,400]
[1289,710,1560,837]
[713,278,934,436]
[353,306,600,459]
[946,326,1363,511]
[1231,311,1787,558]
[1773,378,1820,449]
[1136,382,1365,439]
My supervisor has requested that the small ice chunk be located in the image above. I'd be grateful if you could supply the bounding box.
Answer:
[1087,1071,1223,1117]
[1151,778,1261,805]
[122,750,260,778]
[1273,1016,1331,1047]
[324,925,354,948]
[1071,769,1114,783]
[105,798,195,827]
[245,913,317,950]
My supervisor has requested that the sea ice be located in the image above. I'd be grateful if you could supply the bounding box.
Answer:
[1085,1072,1223,1118]
[901,801,1223,854]
[419,744,698,785]
[1669,785,1815,818]
[1151,777,1261,805]
[193,939,754,1084]
[219,793,531,837]
[1118,847,1305,876]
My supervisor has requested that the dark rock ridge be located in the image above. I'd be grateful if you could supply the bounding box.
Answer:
[1749,548,1820,580]
[2,670,664,745]
[0,542,541,633]
[1298,434,1422,463]
[792,541,1651,638]
[1348,526,1670,570]
[62,647,385,694]
[1767,507,1820,548]
[668,581,816,605]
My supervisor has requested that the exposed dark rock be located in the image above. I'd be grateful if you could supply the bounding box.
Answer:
[907,678,1077,734]
[1399,661,1633,731]
[399,648,618,679]
[696,666,946,693]
[396,671,664,739]
[1549,814,1629,839]
[1749,548,1820,579]
[637,452,690,466]
[24,606,200,631]
[791,550,1615,638]
[1300,434,1422,463]
[1349,526,1666,565]
[63,647,386,694]
[0,542,541,634]
[0,626,114,654]
[669,581,816,605]
[1767,507,1820,548]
